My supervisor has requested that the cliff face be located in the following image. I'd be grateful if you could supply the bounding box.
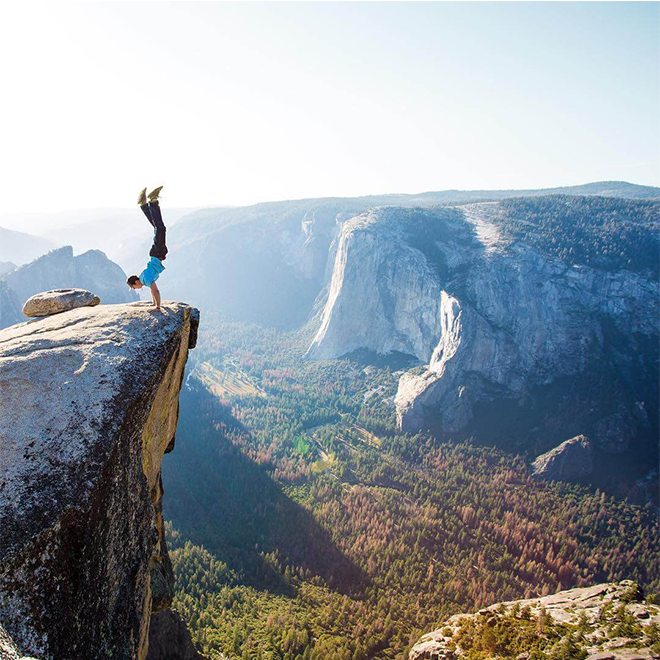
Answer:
[146,608,205,660]
[0,301,199,659]
[307,210,447,362]
[308,204,659,460]
[409,581,660,659]
[0,246,137,329]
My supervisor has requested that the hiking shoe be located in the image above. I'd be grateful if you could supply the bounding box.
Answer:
[137,187,147,206]
[148,186,163,202]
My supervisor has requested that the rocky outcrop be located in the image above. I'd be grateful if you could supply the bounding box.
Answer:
[0,246,136,329]
[409,581,660,659]
[0,300,199,659]
[22,288,100,317]
[307,204,659,460]
[532,435,594,481]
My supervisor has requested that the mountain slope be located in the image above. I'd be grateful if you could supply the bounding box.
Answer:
[308,198,659,482]
[135,182,659,328]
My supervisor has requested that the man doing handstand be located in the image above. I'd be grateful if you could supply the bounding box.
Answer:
[127,186,167,310]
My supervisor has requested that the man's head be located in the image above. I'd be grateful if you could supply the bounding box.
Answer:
[127,275,143,290]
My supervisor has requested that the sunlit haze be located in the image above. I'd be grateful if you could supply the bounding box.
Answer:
[0,1,658,215]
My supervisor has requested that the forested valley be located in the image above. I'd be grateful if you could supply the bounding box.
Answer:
[162,315,659,660]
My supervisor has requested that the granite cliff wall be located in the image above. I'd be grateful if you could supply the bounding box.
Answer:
[307,205,659,459]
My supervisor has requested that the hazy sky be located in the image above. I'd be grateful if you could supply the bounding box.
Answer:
[0,2,658,212]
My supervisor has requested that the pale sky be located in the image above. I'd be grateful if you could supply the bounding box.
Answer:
[0,1,658,213]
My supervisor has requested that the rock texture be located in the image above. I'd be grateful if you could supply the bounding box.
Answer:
[22,288,100,317]
[0,301,199,660]
[409,581,660,659]
[532,435,595,481]
[146,608,206,660]
[0,246,136,329]
[307,204,659,460]
[1,621,36,660]
[307,209,448,361]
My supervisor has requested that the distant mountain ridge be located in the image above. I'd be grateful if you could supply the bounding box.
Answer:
[0,246,137,329]
[0,207,198,271]
[0,226,56,266]
[154,181,658,328]
[382,180,660,202]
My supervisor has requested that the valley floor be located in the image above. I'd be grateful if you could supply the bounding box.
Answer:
[161,314,659,660]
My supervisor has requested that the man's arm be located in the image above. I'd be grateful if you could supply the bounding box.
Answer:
[150,282,161,310]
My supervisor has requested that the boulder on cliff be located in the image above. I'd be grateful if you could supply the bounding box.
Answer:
[22,288,100,317]
[0,301,199,660]
[531,434,595,481]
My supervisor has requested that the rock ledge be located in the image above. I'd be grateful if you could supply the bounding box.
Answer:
[0,301,199,660]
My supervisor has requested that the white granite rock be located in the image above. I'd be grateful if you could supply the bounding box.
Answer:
[307,210,445,362]
[306,204,659,450]
[22,288,100,317]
